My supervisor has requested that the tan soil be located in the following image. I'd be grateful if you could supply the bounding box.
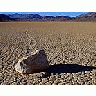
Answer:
[0,22,96,85]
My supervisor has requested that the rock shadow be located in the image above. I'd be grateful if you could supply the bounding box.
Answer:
[42,64,96,77]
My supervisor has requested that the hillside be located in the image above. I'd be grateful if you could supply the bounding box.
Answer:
[75,12,96,21]
[7,13,72,21]
[0,12,96,22]
[0,14,14,21]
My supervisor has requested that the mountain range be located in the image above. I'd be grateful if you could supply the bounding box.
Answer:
[0,12,96,22]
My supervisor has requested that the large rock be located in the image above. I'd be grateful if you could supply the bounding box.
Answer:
[15,50,49,74]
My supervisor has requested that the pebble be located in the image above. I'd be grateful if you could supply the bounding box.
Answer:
[0,60,2,65]
[42,78,48,84]
[0,65,2,69]
[61,74,64,79]
[6,56,11,61]
[32,72,47,78]
[0,76,3,81]
[22,79,27,85]
[58,82,64,85]
[11,82,17,85]
[54,80,58,84]
[0,73,2,77]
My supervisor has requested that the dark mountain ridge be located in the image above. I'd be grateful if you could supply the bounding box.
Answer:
[0,13,73,21]
[75,12,96,21]
[0,14,14,21]
[0,12,96,22]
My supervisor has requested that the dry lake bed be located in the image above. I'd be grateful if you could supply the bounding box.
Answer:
[0,22,96,85]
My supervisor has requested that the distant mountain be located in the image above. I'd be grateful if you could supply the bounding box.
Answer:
[7,13,42,19]
[76,12,96,21]
[56,16,70,18]
[0,14,13,21]
[7,13,43,21]
[6,13,72,21]
[0,12,96,22]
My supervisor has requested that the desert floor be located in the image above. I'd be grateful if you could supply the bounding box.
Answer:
[0,22,96,85]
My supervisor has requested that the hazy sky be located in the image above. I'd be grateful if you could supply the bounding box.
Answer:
[0,12,88,17]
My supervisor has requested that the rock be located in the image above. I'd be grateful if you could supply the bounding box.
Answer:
[32,72,47,78]
[0,77,3,81]
[0,65,2,69]
[15,50,49,74]
[0,73,2,77]
[0,65,2,71]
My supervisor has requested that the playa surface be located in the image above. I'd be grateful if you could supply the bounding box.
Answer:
[0,22,96,85]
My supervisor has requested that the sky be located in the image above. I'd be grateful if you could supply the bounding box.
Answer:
[0,12,88,17]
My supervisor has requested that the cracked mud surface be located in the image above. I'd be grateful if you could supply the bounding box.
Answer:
[0,22,96,85]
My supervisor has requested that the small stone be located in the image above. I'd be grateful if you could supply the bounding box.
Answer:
[0,65,2,69]
[22,79,27,85]
[32,72,47,78]
[58,82,63,85]
[0,77,3,81]
[54,80,58,84]
[42,78,48,84]
[15,50,49,74]
[11,82,17,85]
[0,73,2,77]
[0,60,2,65]
[6,56,10,61]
